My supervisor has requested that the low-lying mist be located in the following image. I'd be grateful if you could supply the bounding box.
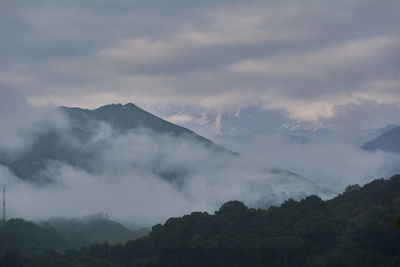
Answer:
[0,121,329,226]
[0,98,333,226]
[0,92,398,227]
[227,131,400,191]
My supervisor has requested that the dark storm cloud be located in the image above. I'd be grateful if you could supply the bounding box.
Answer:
[0,0,399,122]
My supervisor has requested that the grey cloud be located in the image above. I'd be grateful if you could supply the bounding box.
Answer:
[0,88,68,153]
[322,101,400,132]
[1,0,399,122]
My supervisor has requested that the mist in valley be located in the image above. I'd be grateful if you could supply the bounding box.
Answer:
[1,90,399,229]
[0,92,320,226]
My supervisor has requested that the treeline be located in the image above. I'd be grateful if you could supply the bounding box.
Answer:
[2,175,400,267]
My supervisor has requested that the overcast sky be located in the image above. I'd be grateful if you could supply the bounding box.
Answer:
[1,0,399,125]
[1,0,400,222]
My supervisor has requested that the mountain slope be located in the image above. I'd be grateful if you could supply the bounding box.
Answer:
[363,126,400,155]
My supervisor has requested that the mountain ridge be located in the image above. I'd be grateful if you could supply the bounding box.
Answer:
[363,126,400,155]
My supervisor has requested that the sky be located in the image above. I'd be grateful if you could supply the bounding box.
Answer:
[1,0,400,224]
[1,0,399,125]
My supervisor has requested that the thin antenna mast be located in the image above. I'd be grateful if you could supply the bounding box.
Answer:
[2,188,5,223]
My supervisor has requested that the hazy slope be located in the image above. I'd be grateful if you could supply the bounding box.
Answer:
[44,215,149,245]
[363,126,400,155]
[0,216,149,258]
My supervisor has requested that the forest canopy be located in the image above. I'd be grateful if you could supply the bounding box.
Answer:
[1,175,400,267]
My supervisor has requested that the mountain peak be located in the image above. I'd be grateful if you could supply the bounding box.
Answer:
[96,103,140,111]
[57,103,229,151]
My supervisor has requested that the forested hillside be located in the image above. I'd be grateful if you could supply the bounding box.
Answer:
[2,175,400,267]
[0,216,147,261]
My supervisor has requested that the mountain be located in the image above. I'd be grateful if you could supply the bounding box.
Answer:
[363,126,400,155]
[57,103,219,146]
[0,103,331,211]
[0,103,231,182]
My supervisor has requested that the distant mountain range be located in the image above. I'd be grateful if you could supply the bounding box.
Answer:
[363,126,400,155]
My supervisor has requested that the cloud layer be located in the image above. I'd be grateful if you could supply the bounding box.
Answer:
[0,95,328,226]
[1,0,399,123]
[0,122,328,226]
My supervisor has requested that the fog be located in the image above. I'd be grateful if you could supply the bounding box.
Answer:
[0,89,68,152]
[0,92,398,227]
[0,122,328,226]
[220,130,400,191]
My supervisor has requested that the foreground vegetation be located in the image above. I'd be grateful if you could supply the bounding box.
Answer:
[2,175,400,267]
